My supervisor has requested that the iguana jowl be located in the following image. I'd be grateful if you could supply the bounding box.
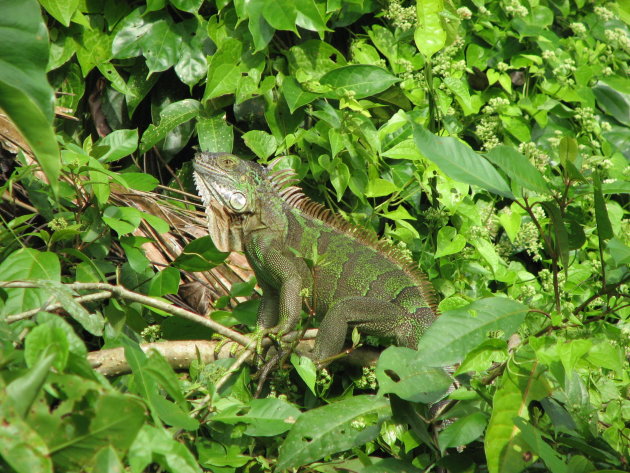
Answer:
[193,152,438,361]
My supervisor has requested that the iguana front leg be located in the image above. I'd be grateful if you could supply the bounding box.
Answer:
[245,236,304,360]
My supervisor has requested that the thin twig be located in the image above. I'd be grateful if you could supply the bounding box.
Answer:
[7,291,113,323]
[0,281,251,346]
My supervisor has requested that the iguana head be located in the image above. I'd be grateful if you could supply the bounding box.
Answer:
[193,152,270,252]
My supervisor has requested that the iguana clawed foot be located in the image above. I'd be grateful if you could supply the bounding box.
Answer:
[251,328,297,397]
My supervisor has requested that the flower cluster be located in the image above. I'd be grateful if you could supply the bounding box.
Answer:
[457,7,472,19]
[519,142,550,172]
[354,366,378,390]
[512,207,545,262]
[504,0,528,17]
[48,217,68,231]
[384,0,417,30]
[574,107,600,134]
[475,116,501,150]
[482,97,510,115]
[431,37,465,78]
[141,325,162,342]
[594,6,615,21]
[604,28,630,52]
[570,22,587,35]
[552,58,577,85]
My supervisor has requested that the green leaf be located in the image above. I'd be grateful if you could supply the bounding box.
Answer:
[213,398,302,436]
[412,123,514,198]
[485,145,550,195]
[0,410,53,473]
[50,394,146,467]
[243,130,278,159]
[140,99,201,153]
[540,201,570,270]
[171,0,203,13]
[593,82,630,126]
[514,418,569,473]
[148,267,181,297]
[607,238,630,267]
[245,398,301,437]
[319,65,400,99]
[416,298,529,366]
[438,412,488,453]
[96,129,139,163]
[25,324,69,372]
[365,178,400,197]
[173,236,229,271]
[39,0,79,26]
[456,339,508,374]
[295,0,330,32]
[5,352,55,418]
[291,354,317,396]
[376,347,453,403]
[592,174,613,241]
[92,446,124,473]
[112,11,182,74]
[435,226,467,258]
[277,395,391,470]
[262,0,298,33]
[203,63,242,101]
[0,249,61,316]
[121,172,159,192]
[0,0,60,195]
[102,206,142,236]
[414,0,446,58]
[558,136,578,164]
[485,348,551,473]
[282,76,320,113]
[243,0,275,51]
[196,114,234,153]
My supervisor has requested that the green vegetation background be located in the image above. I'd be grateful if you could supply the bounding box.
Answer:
[0,0,628,472]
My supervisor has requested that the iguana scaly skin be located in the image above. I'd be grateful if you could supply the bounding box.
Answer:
[193,152,438,361]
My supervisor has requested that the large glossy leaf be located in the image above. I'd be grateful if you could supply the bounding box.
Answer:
[172,236,229,271]
[593,81,630,126]
[0,409,53,473]
[416,297,529,366]
[412,123,514,198]
[211,398,302,437]
[414,0,446,58]
[319,65,400,99]
[113,10,182,74]
[0,0,59,195]
[262,0,298,33]
[0,249,61,316]
[276,396,391,470]
[485,145,550,195]
[196,114,234,153]
[485,348,551,473]
[282,76,320,113]
[39,0,79,27]
[5,352,55,418]
[50,394,146,468]
[376,347,453,403]
[139,99,200,153]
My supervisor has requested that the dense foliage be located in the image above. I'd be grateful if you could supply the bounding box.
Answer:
[0,0,628,472]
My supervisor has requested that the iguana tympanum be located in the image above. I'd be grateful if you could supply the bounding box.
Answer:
[193,152,438,362]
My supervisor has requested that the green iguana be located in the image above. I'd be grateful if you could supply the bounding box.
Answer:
[193,152,438,362]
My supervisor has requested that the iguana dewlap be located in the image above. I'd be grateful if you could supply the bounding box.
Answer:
[193,152,438,361]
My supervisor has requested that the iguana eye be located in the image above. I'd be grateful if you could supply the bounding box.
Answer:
[220,157,236,169]
[229,192,247,210]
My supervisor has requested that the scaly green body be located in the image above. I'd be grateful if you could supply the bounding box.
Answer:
[193,152,437,361]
